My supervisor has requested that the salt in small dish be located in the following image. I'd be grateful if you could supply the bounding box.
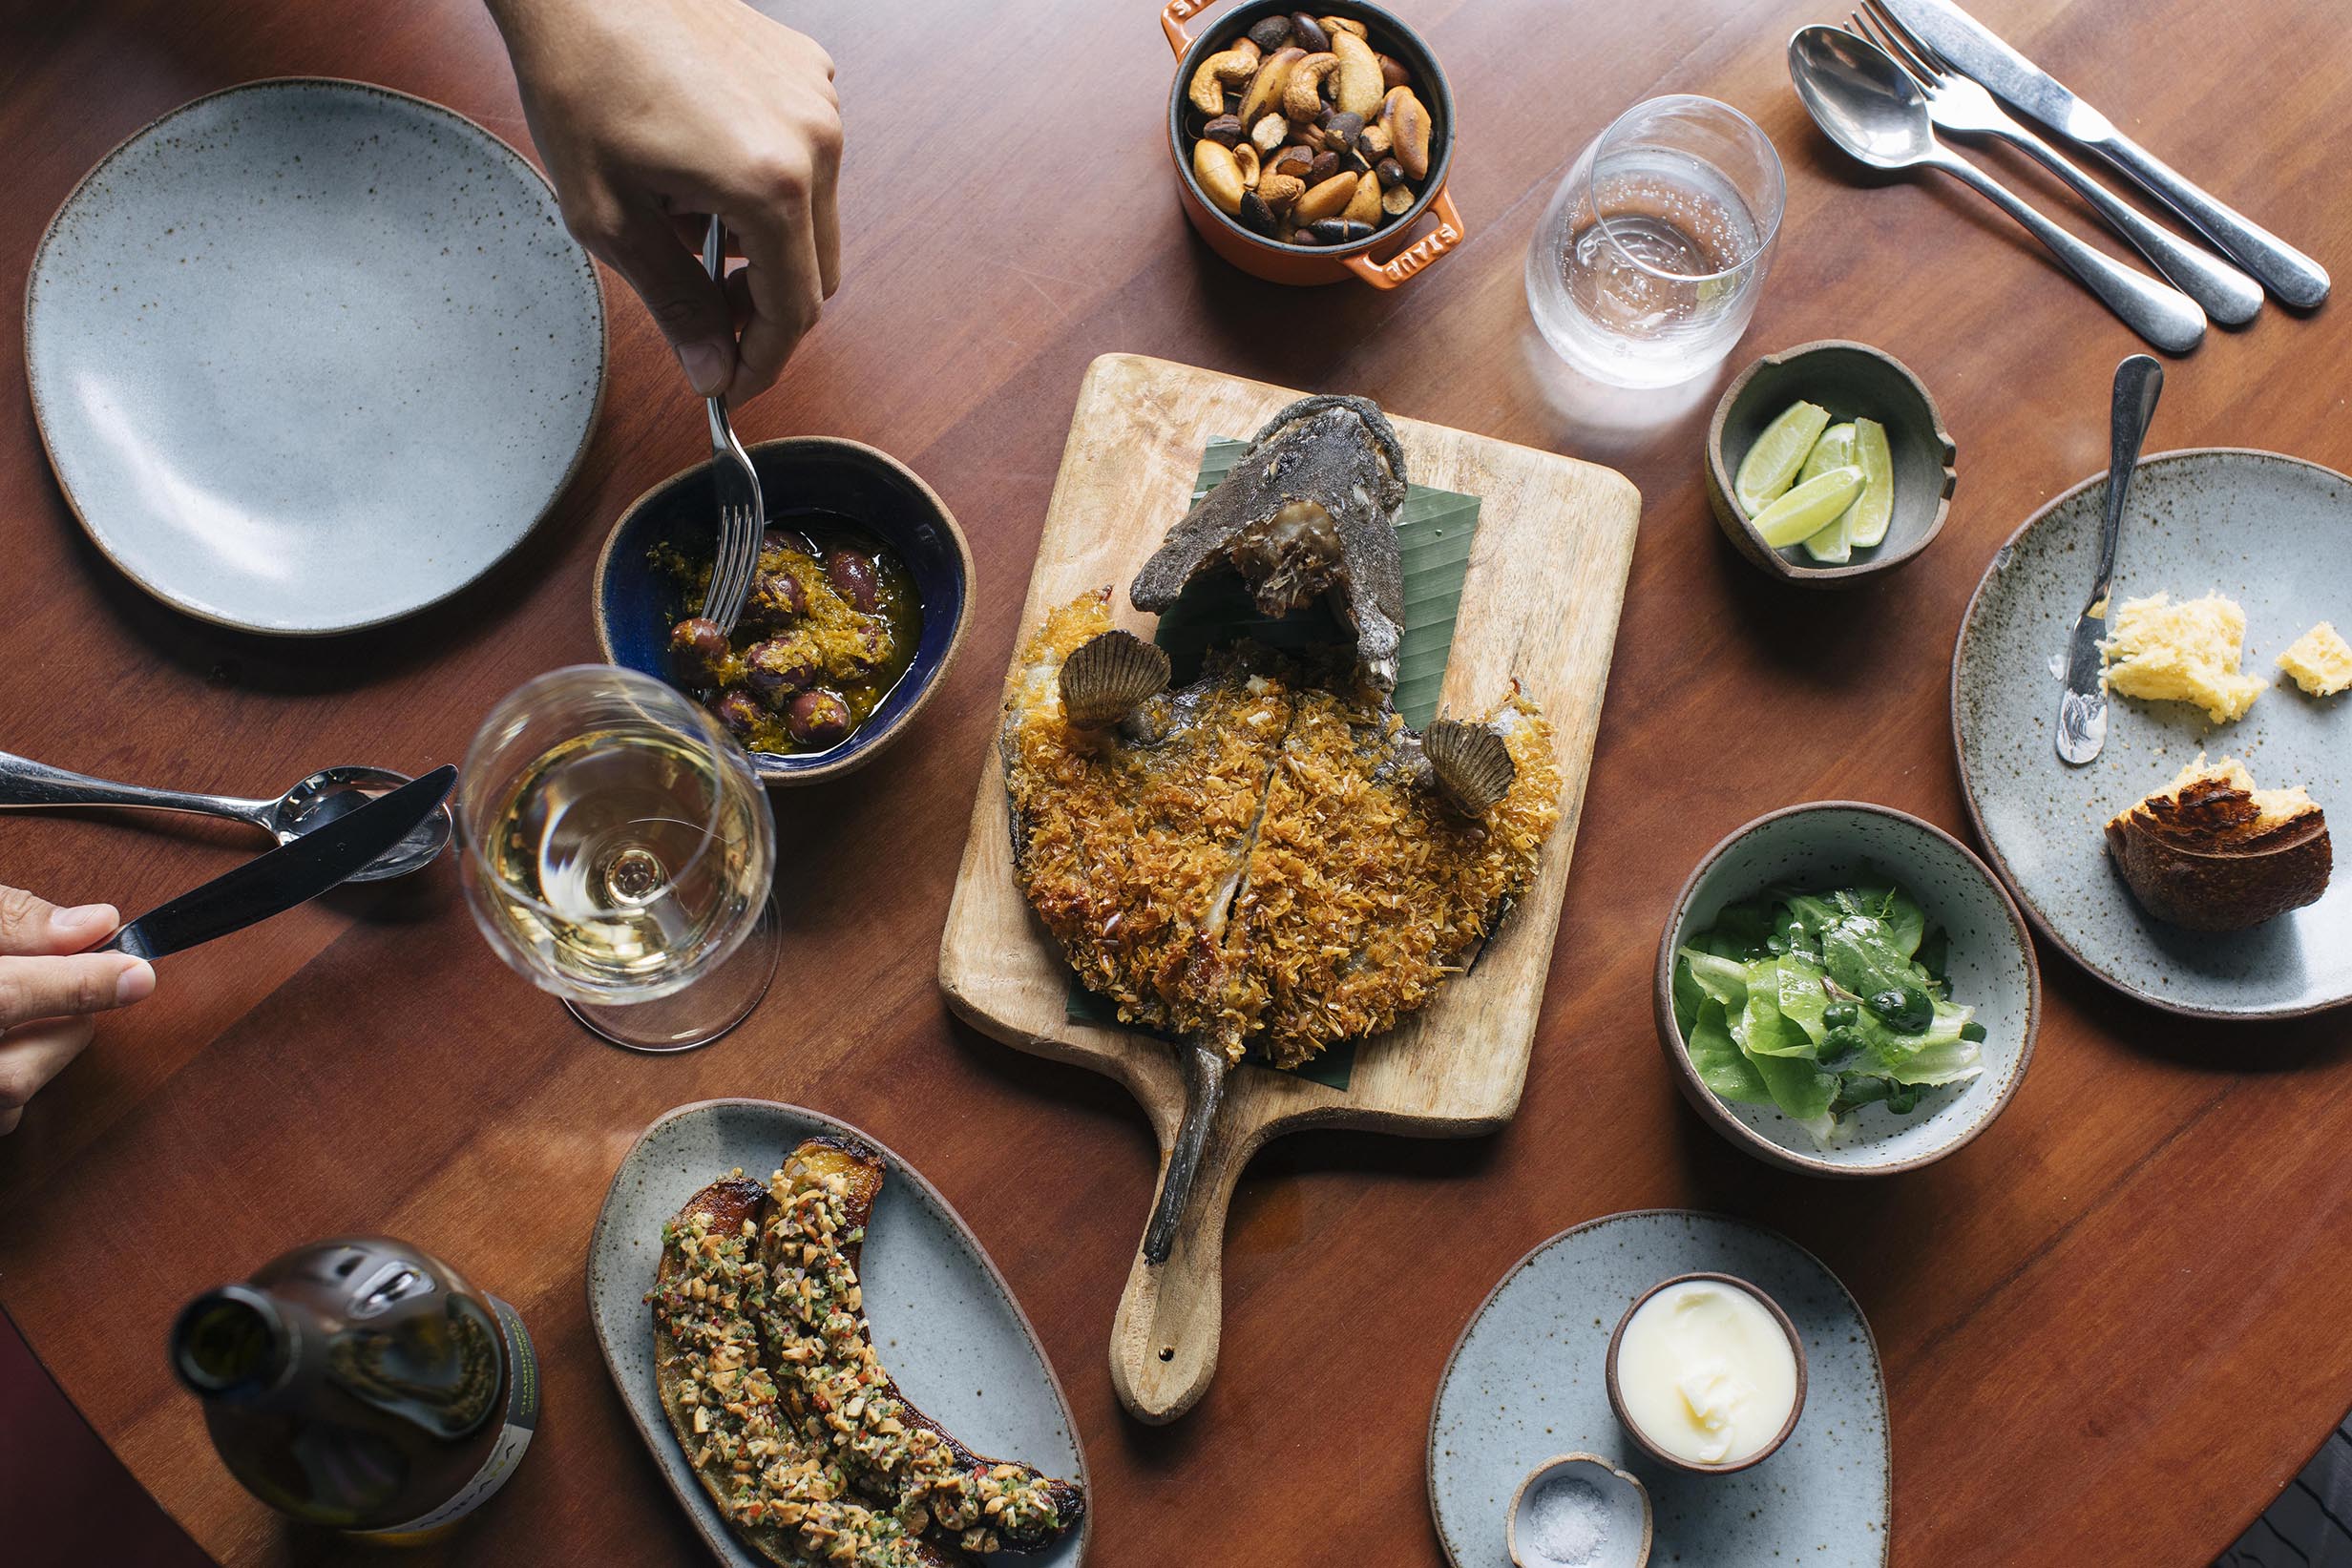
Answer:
[1507,1453,1650,1568]
[1705,339,1955,588]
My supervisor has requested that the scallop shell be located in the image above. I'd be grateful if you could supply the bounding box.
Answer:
[1059,630,1171,730]
[1424,719,1515,816]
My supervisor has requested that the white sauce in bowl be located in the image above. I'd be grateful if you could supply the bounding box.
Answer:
[1612,1279,1798,1466]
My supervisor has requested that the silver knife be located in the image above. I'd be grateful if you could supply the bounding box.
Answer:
[94,764,456,959]
[1881,0,2330,308]
[2056,357,2164,767]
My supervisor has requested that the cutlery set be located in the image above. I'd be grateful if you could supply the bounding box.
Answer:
[1792,0,2329,349]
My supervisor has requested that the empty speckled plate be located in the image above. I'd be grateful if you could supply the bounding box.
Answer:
[25,79,604,634]
[1953,449,2352,1018]
[1429,1211,1888,1568]
[587,1099,1090,1567]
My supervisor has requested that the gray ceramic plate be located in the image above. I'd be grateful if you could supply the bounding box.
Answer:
[24,79,604,635]
[1429,1211,1889,1568]
[586,1099,1091,1567]
[1953,449,2352,1017]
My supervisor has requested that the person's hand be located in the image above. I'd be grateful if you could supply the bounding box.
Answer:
[487,0,842,403]
[0,889,155,1136]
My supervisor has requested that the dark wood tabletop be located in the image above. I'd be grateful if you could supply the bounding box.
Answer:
[4,0,2349,1562]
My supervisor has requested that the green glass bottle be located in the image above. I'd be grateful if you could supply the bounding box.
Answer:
[169,1237,538,1541]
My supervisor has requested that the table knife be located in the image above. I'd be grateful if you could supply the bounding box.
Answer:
[2056,356,2163,766]
[1880,0,2330,308]
[94,764,456,959]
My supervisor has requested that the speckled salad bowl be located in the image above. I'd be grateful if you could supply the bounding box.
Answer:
[594,437,974,786]
[1654,801,2041,1176]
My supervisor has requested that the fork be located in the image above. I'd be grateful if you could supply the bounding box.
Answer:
[1853,2,2261,326]
[698,214,765,633]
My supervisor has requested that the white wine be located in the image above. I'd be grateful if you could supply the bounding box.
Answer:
[479,728,766,999]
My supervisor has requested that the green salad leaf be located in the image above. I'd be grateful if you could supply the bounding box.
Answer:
[1672,882,1984,1145]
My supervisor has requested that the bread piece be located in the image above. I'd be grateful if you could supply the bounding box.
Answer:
[2278,620,2352,697]
[2099,591,2267,723]
[2104,755,2330,930]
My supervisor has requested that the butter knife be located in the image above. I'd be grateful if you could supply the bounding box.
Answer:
[94,765,456,959]
[2056,357,2163,766]
[1881,0,2330,308]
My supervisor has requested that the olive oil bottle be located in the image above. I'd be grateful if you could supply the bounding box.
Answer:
[169,1237,538,1540]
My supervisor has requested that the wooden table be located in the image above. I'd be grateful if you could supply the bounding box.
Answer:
[2,1,2346,1562]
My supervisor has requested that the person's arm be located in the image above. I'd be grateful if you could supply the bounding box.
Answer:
[0,889,155,1136]
[484,0,842,401]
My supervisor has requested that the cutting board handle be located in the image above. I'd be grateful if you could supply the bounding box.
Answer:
[1107,1103,1257,1423]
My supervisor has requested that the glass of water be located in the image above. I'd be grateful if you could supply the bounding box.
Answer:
[1526,95,1786,389]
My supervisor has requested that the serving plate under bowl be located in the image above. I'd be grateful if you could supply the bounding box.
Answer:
[25,78,604,635]
[1952,449,2352,1018]
[1429,1210,1889,1568]
[595,437,974,786]
[585,1099,1090,1567]
[1654,802,2041,1176]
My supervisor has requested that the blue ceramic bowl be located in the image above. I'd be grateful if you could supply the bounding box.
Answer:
[594,437,973,785]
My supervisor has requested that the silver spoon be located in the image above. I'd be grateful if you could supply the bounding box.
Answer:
[0,753,451,881]
[1787,25,2207,354]
[2055,354,2165,765]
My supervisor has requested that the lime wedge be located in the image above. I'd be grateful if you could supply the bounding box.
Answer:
[1844,417,1895,548]
[1751,466,1864,549]
[1798,425,1858,563]
[1732,401,1831,515]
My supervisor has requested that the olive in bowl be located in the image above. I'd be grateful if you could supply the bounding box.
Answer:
[595,437,973,786]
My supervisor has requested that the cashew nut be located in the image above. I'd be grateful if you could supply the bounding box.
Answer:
[1193,137,1248,216]
[1379,85,1433,180]
[1329,30,1383,117]
[1188,40,1263,116]
[1257,173,1307,211]
[1233,142,1262,187]
[1283,52,1341,122]
[1292,170,1358,225]
[1237,46,1306,128]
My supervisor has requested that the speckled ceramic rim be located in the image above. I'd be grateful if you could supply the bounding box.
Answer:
[1426,1209,1890,1568]
[1504,1453,1652,1568]
[1705,339,1956,585]
[1651,800,2043,1177]
[1603,1272,1808,1477]
[21,77,609,637]
[1949,446,2352,1022]
[591,436,975,787]
[1166,0,1457,257]
[583,1098,1095,1565]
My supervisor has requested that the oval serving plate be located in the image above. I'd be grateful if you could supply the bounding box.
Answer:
[24,79,605,635]
[1953,449,2352,1018]
[1429,1211,1889,1568]
[586,1099,1091,1567]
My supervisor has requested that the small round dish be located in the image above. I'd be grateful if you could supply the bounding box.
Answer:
[1654,801,2041,1176]
[1161,0,1465,289]
[1507,1453,1651,1568]
[594,438,972,786]
[1704,340,1954,587]
[1605,1273,1807,1476]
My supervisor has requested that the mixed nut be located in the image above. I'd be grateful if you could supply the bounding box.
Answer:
[1183,11,1438,247]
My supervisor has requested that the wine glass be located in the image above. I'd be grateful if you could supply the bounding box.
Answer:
[455,665,779,1052]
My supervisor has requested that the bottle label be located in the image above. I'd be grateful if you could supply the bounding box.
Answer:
[358,1295,540,1541]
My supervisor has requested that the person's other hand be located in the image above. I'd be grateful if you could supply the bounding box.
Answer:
[488,0,842,401]
[0,889,155,1136]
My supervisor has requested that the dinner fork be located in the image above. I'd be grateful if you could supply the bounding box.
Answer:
[1852,2,2261,326]
[699,214,765,633]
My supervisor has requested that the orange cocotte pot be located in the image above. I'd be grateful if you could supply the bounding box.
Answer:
[1163,0,1465,288]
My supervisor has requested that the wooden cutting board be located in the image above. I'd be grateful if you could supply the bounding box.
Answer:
[938,353,1640,1423]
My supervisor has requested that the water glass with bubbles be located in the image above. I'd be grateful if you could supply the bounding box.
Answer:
[1527,95,1786,389]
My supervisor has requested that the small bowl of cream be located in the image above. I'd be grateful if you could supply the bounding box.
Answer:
[1605,1272,1806,1474]
[1507,1453,1650,1568]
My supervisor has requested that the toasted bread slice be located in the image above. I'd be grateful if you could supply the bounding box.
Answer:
[760,1138,1086,1557]
[2106,755,2331,930]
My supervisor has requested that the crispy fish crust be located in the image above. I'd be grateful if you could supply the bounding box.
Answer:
[1001,590,1561,1067]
